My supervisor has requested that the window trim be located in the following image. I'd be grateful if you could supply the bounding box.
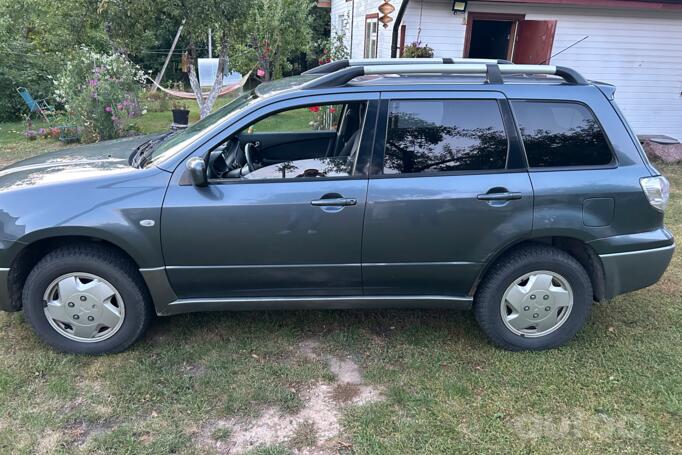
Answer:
[509,98,619,171]
[372,96,517,178]
[364,13,379,59]
[201,98,380,186]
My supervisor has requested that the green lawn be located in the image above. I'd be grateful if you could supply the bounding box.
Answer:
[0,113,680,453]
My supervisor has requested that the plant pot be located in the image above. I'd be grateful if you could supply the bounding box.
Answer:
[172,109,190,126]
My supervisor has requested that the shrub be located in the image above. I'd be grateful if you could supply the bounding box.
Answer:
[143,90,171,112]
[402,41,434,58]
[54,47,146,142]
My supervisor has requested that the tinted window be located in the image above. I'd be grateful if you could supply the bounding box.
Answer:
[384,100,508,174]
[512,101,613,168]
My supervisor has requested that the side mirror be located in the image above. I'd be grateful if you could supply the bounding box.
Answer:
[186,157,208,187]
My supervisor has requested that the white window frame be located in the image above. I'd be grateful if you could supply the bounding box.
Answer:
[364,15,379,59]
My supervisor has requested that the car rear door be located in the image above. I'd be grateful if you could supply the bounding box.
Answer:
[362,91,533,297]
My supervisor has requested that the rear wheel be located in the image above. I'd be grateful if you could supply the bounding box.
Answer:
[22,245,152,354]
[474,244,592,351]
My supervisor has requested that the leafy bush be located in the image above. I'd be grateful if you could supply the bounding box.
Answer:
[402,41,434,58]
[143,90,171,112]
[54,47,146,141]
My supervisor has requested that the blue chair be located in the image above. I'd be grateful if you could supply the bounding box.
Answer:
[16,87,56,123]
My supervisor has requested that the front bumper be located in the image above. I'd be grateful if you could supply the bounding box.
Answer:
[0,267,16,312]
[592,229,675,299]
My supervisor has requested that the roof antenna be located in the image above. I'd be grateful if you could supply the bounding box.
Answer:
[541,36,589,65]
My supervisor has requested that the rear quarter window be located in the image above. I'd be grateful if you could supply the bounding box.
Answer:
[511,101,613,168]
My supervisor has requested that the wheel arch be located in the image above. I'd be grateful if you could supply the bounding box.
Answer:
[471,236,607,302]
[7,234,146,311]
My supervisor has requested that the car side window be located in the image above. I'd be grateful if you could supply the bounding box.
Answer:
[511,101,613,168]
[383,99,509,175]
[208,102,367,181]
[245,104,343,133]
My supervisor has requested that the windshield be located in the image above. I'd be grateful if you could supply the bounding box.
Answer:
[147,91,256,164]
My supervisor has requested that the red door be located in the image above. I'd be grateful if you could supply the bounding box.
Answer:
[514,20,557,64]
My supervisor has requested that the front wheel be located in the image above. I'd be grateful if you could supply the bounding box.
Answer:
[474,244,593,351]
[22,245,153,354]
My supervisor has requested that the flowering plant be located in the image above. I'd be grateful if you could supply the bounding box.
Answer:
[307,105,340,131]
[171,100,189,111]
[54,46,146,141]
[402,41,434,58]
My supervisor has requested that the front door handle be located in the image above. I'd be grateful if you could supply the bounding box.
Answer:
[477,192,522,201]
[311,197,357,207]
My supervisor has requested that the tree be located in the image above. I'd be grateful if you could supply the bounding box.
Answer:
[244,0,314,82]
[101,0,251,118]
[0,0,108,120]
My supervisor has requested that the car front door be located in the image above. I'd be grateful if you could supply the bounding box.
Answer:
[362,91,533,297]
[161,94,379,299]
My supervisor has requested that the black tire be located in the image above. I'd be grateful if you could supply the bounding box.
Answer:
[22,244,153,354]
[474,244,592,351]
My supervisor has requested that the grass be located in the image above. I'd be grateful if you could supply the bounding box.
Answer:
[0,110,680,453]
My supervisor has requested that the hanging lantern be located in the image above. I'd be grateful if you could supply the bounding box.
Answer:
[378,0,395,29]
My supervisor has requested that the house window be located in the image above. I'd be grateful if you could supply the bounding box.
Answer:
[336,14,347,34]
[364,14,379,58]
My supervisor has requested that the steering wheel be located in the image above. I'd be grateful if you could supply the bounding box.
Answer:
[244,142,257,172]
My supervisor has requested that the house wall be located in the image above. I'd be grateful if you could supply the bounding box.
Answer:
[331,0,682,140]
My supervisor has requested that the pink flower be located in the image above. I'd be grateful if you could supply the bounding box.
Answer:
[104,106,112,113]
[329,107,336,114]
[117,103,124,110]
[257,68,266,78]
[308,106,320,113]
[88,79,98,87]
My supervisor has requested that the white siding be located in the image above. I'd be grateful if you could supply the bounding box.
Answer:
[330,0,353,52]
[333,0,682,140]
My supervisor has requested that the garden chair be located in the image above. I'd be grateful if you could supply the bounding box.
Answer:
[16,87,56,123]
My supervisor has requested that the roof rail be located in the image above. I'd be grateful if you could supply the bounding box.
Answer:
[303,57,513,75]
[300,63,588,89]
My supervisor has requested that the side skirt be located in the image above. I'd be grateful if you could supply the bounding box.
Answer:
[160,295,473,316]
[140,267,473,316]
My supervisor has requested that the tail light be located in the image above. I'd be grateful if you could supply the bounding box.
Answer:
[640,176,670,212]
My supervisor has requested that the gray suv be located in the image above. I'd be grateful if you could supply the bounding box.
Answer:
[0,59,674,354]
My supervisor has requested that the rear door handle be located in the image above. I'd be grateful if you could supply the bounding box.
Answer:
[311,198,357,207]
[477,192,522,201]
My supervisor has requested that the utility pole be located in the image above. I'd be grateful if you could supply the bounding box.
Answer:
[151,20,185,92]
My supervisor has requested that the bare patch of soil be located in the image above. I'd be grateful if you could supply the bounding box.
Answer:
[196,339,383,454]
[331,383,361,404]
[66,420,116,448]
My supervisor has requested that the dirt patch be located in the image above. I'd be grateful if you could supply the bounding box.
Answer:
[65,420,117,448]
[36,430,61,455]
[328,357,363,384]
[331,383,361,404]
[196,339,383,454]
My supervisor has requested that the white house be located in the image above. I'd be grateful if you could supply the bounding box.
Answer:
[328,0,682,140]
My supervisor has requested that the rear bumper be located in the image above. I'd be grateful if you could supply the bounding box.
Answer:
[599,242,675,299]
